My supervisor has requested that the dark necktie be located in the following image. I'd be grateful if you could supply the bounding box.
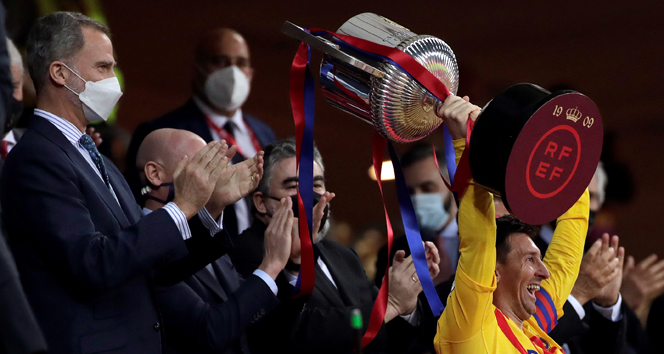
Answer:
[79,134,112,191]
[223,121,234,136]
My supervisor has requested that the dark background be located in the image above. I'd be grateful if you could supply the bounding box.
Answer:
[7,0,664,259]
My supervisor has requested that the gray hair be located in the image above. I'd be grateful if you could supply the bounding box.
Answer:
[594,161,608,207]
[6,38,22,75]
[257,138,324,195]
[26,11,110,93]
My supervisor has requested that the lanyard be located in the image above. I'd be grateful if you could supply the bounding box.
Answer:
[204,115,263,157]
[495,309,560,354]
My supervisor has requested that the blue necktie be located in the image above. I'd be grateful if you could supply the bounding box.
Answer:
[79,134,112,191]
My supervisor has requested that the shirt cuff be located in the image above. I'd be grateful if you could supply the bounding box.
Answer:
[253,269,278,295]
[399,308,420,326]
[592,294,623,322]
[567,294,586,320]
[163,202,191,240]
[197,208,224,236]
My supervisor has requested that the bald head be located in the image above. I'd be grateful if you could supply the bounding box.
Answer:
[136,128,206,182]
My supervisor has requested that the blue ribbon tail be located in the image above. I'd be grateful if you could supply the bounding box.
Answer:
[388,143,445,316]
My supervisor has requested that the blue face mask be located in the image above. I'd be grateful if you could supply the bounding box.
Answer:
[411,193,450,234]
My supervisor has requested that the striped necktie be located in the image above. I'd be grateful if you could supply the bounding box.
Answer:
[79,134,112,191]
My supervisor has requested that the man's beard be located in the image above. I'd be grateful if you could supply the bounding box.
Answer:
[314,212,331,243]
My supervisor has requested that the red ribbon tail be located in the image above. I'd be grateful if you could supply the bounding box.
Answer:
[360,132,392,348]
[289,42,315,297]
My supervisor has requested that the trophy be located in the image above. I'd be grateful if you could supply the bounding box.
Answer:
[283,12,458,143]
[283,13,603,225]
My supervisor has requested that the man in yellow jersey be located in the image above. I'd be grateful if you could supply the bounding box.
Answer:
[434,96,594,354]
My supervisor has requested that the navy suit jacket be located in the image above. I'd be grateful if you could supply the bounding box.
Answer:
[0,116,223,354]
[155,255,279,354]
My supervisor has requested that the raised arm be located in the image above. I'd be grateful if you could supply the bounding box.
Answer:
[541,189,590,311]
[435,97,495,342]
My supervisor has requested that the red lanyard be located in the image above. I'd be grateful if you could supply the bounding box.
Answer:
[494,309,560,354]
[204,115,263,157]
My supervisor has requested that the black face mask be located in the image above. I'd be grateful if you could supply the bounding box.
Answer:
[267,192,329,233]
[142,182,175,205]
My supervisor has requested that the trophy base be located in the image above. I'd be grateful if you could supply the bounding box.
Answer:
[469,83,603,225]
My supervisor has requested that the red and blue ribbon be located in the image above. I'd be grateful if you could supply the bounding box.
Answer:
[289,41,316,297]
[288,26,477,346]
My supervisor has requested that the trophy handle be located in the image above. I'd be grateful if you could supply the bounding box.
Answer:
[281,22,386,78]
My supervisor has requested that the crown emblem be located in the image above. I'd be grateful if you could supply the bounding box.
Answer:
[566,107,582,122]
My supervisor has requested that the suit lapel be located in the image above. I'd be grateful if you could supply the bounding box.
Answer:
[106,163,140,225]
[314,243,353,307]
[194,267,228,301]
[31,117,130,228]
[243,114,271,148]
[318,242,362,306]
[211,256,240,294]
[185,100,215,143]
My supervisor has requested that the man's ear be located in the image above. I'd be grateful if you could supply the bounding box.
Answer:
[49,61,69,86]
[143,162,164,187]
[494,266,501,283]
[253,191,266,214]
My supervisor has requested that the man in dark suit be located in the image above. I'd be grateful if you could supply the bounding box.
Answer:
[125,28,276,238]
[137,128,292,354]
[0,12,233,354]
[230,139,440,354]
[547,234,627,354]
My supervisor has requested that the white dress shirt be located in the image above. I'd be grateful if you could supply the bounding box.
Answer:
[567,293,623,322]
[193,96,252,234]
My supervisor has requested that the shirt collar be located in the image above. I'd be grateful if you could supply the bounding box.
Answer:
[440,218,459,239]
[142,207,153,215]
[34,109,85,147]
[192,96,246,134]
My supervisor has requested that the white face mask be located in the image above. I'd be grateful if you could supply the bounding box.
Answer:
[412,193,450,234]
[203,66,250,112]
[62,63,123,122]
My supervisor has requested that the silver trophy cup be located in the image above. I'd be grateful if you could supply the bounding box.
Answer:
[283,13,459,143]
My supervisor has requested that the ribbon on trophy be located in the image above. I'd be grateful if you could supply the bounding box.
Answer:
[288,27,475,347]
[364,133,394,347]
[310,28,475,200]
[289,41,316,297]
[435,116,475,203]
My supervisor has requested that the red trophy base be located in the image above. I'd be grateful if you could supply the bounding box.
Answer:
[469,84,603,225]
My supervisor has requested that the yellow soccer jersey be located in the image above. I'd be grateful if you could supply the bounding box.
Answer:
[434,140,589,354]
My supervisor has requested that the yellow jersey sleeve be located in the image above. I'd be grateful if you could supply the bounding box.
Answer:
[529,189,589,333]
[435,139,497,343]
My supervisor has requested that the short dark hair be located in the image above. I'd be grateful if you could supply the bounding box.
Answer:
[495,215,540,263]
[27,12,110,93]
[256,138,323,196]
[401,143,445,170]
[251,138,323,216]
